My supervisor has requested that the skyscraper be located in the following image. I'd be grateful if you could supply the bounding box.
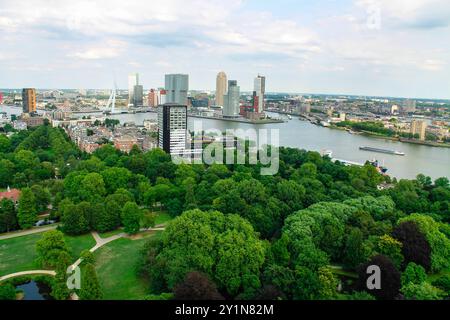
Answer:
[165,74,189,105]
[411,120,427,141]
[128,73,139,106]
[133,85,144,107]
[158,104,187,155]
[216,72,227,107]
[22,88,37,114]
[223,80,240,118]
[254,75,266,112]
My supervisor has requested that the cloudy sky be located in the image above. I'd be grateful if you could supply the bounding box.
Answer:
[0,0,449,99]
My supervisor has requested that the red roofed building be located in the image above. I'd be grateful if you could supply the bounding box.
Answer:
[0,187,21,204]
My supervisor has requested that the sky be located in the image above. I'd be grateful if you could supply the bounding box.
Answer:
[0,0,449,99]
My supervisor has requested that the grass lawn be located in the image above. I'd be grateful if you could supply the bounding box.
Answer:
[64,233,96,260]
[0,232,95,277]
[94,232,162,300]
[0,233,42,276]
[154,212,173,226]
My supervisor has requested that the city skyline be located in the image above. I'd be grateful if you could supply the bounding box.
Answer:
[0,0,449,100]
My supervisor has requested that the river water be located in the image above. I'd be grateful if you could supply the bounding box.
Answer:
[2,105,449,180]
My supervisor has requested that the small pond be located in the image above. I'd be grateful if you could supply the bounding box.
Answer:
[15,281,53,300]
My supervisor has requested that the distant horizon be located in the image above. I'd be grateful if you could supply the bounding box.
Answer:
[1,88,449,103]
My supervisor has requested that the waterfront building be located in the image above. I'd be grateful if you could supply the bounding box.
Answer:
[410,120,427,141]
[158,103,187,155]
[148,89,159,108]
[254,75,266,111]
[165,74,189,105]
[158,89,167,105]
[22,88,37,114]
[223,80,240,118]
[133,85,144,107]
[128,73,139,106]
[216,72,227,107]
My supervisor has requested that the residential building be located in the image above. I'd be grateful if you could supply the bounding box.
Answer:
[254,75,266,111]
[158,103,187,155]
[402,99,416,113]
[223,80,240,118]
[411,120,427,141]
[22,88,37,113]
[165,74,189,105]
[148,89,159,108]
[114,135,138,153]
[0,187,21,204]
[215,72,227,107]
[143,119,158,132]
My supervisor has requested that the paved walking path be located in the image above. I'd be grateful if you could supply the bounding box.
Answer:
[0,225,58,241]
[0,270,56,282]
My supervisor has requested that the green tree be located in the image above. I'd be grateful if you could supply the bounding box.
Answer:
[79,172,106,202]
[142,209,266,298]
[121,202,143,234]
[100,167,132,194]
[0,198,17,233]
[59,199,90,235]
[401,282,445,300]
[80,250,95,265]
[399,214,450,273]
[17,187,37,229]
[376,235,404,270]
[0,159,15,188]
[401,263,427,286]
[0,284,16,300]
[79,263,103,300]
[30,185,51,213]
[343,228,366,270]
[36,230,70,268]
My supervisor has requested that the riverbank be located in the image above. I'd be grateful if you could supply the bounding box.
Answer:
[187,114,285,124]
[328,125,450,148]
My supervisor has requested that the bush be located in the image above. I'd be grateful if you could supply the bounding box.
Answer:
[0,284,16,300]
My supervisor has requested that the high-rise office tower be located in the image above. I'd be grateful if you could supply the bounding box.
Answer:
[216,72,227,107]
[165,74,189,105]
[133,85,144,107]
[158,104,187,155]
[254,75,266,112]
[411,120,427,141]
[128,73,139,106]
[148,89,159,107]
[223,80,240,118]
[22,88,37,113]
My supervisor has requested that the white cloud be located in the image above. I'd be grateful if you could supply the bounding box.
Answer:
[68,40,126,60]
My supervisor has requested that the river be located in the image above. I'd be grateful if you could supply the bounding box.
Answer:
[1,105,449,180]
